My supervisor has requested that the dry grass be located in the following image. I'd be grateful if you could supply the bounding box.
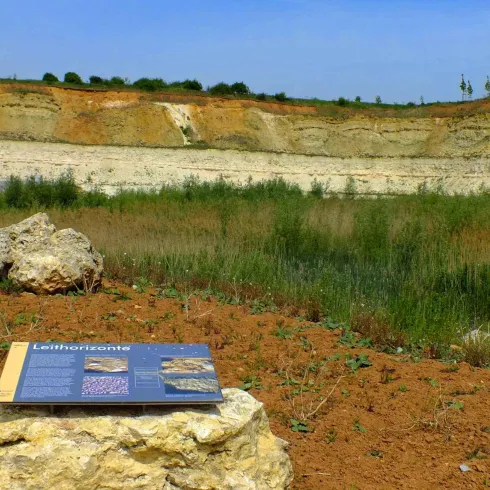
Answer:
[462,334,490,368]
[351,312,407,350]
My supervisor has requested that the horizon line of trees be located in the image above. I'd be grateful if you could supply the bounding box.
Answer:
[40,72,289,102]
[460,74,490,101]
[13,71,490,106]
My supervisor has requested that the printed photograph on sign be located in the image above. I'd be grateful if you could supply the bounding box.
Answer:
[84,357,128,373]
[161,357,215,374]
[81,376,129,396]
[163,376,220,395]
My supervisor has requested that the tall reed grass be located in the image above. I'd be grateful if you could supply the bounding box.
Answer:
[0,174,489,345]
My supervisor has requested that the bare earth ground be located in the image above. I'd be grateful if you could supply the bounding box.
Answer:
[1,282,490,489]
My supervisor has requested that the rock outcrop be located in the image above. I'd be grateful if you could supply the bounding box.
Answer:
[2,83,490,157]
[0,213,103,294]
[0,388,293,490]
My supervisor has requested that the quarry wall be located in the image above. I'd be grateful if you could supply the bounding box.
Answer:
[1,83,489,193]
[1,140,488,195]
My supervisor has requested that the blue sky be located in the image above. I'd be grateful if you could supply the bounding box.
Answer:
[2,0,489,103]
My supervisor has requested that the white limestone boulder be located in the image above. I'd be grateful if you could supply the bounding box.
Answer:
[0,213,103,294]
[0,388,293,489]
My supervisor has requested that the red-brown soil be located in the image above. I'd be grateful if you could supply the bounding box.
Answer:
[1,282,489,489]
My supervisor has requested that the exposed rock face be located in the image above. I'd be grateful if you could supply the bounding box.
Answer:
[0,213,103,294]
[2,83,490,157]
[0,388,293,490]
[1,140,489,196]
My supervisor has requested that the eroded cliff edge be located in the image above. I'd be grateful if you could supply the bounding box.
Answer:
[1,83,490,158]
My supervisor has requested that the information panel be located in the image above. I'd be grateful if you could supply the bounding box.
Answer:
[0,342,223,405]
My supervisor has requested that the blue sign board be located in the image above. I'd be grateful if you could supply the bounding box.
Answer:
[0,342,223,405]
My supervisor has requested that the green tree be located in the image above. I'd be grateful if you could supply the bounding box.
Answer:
[274,92,287,102]
[42,72,58,83]
[355,96,361,103]
[375,95,382,104]
[209,82,233,95]
[485,76,490,97]
[182,79,203,91]
[231,82,250,95]
[89,75,104,85]
[133,78,166,91]
[64,72,84,84]
[109,76,125,86]
[467,80,473,99]
[460,74,467,101]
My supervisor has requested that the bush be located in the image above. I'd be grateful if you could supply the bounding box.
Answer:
[337,97,348,107]
[4,176,25,208]
[375,95,382,104]
[182,79,203,91]
[256,93,267,101]
[64,72,84,85]
[89,75,104,85]
[274,92,287,102]
[209,82,233,96]
[355,96,361,103]
[109,76,126,86]
[133,78,166,92]
[406,101,416,107]
[3,172,80,208]
[231,82,250,95]
[42,72,58,83]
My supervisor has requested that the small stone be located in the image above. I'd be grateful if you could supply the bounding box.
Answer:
[460,464,471,472]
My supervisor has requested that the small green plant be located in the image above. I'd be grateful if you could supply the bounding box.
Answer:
[352,417,367,433]
[180,125,192,137]
[424,377,439,387]
[445,400,464,410]
[290,418,311,433]
[345,354,372,373]
[102,314,117,321]
[399,385,408,393]
[366,449,383,458]
[239,375,263,391]
[275,326,293,339]
[0,278,22,294]
[0,342,11,351]
[112,291,131,301]
[466,446,488,460]
[325,428,338,443]
[14,313,27,326]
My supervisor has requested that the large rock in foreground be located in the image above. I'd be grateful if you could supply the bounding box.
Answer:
[0,388,293,489]
[0,213,103,294]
